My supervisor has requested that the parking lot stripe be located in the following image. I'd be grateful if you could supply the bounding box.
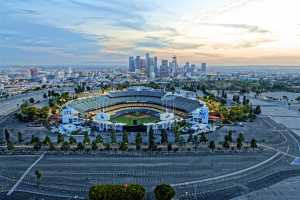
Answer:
[171,151,281,187]
[6,151,46,196]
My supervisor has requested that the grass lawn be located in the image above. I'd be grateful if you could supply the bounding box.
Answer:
[111,112,160,125]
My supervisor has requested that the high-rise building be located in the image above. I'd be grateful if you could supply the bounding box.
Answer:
[29,68,38,79]
[145,53,152,78]
[135,56,141,70]
[153,56,158,76]
[183,62,190,74]
[201,63,207,73]
[170,56,178,76]
[128,56,135,72]
[160,59,169,77]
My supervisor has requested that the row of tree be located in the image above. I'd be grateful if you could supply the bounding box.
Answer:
[89,183,175,200]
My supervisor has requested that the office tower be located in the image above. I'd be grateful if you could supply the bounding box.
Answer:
[160,59,169,77]
[135,56,141,70]
[145,53,152,78]
[183,62,190,73]
[153,56,158,76]
[128,56,135,72]
[29,68,38,79]
[201,63,207,73]
[190,64,196,74]
[170,56,178,76]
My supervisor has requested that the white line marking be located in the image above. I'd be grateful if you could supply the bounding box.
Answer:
[6,151,46,196]
[171,151,281,187]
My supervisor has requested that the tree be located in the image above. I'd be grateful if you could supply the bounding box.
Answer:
[233,95,240,104]
[33,141,42,151]
[7,140,15,151]
[43,136,51,146]
[148,127,156,150]
[154,184,175,200]
[95,135,103,144]
[135,132,142,150]
[104,143,111,151]
[83,133,91,145]
[17,132,23,144]
[49,141,56,151]
[227,131,233,143]
[242,96,247,105]
[187,133,193,143]
[4,128,10,142]
[167,143,172,151]
[237,133,245,143]
[29,97,35,104]
[57,133,64,144]
[237,137,243,150]
[178,135,185,146]
[161,129,168,145]
[89,184,145,200]
[223,140,230,150]
[199,133,208,144]
[122,131,128,144]
[35,170,42,189]
[250,138,257,150]
[119,142,128,151]
[254,105,261,115]
[61,141,70,151]
[31,135,39,145]
[111,130,116,144]
[92,140,98,151]
[208,141,215,152]
[69,136,77,145]
[77,142,85,151]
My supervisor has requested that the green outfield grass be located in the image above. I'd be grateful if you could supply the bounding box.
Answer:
[111,112,160,125]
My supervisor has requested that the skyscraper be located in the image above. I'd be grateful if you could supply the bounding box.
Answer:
[135,56,141,71]
[160,59,169,77]
[201,63,207,73]
[170,56,178,76]
[29,68,38,79]
[145,53,151,78]
[128,56,135,72]
[153,56,158,76]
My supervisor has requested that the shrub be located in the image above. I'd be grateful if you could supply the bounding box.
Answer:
[154,184,175,200]
[89,184,145,200]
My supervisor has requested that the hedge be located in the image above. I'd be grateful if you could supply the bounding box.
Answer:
[89,184,145,200]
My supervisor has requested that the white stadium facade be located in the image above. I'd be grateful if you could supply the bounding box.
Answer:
[59,87,209,144]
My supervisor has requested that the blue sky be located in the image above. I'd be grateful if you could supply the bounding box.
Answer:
[0,0,300,65]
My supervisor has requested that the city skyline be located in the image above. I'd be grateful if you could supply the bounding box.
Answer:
[1,0,300,65]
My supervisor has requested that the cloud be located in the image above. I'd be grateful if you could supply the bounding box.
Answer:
[211,38,274,50]
[200,23,269,34]
[136,36,204,51]
[18,9,40,15]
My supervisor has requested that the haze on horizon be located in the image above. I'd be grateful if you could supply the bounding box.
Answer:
[0,0,300,66]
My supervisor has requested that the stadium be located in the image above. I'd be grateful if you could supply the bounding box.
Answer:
[59,87,209,142]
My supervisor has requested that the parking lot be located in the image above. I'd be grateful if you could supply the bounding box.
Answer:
[1,115,300,200]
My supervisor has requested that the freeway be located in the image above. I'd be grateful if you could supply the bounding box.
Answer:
[0,87,74,116]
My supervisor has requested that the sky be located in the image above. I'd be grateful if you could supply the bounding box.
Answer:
[0,0,300,66]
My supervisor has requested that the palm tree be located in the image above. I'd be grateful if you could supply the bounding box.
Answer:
[223,140,230,150]
[91,140,98,151]
[135,132,142,150]
[43,136,51,146]
[208,141,215,152]
[237,138,243,150]
[250,138,257,151]
[35,170,42,189]
[199,133,208,144]
[17,132,23,144]
[83,133,90,145]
